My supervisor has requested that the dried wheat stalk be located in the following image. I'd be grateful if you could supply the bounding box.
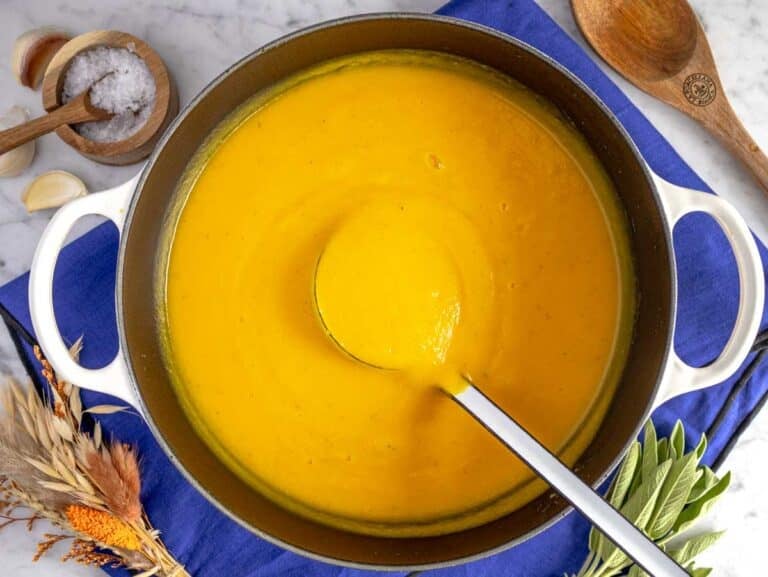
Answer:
[0,343,189,576]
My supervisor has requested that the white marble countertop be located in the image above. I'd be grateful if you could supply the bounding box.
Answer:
[0,1,766,576]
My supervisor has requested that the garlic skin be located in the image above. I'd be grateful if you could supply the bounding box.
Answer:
[12,26,70,89]
[22,170,87,212]
[0,106,36,178]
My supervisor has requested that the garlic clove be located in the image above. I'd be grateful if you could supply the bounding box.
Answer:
[0,106,36,178]
[12,26,71,89]
[22,170,87,212]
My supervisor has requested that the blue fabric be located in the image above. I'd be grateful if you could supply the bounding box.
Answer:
[1,1,767,575]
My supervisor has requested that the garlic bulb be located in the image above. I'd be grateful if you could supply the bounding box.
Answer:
[22,170,87,212]
[12,26,70,89]
[0,106,36,177]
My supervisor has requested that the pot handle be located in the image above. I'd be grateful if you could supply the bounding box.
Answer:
[28,173,141,410]
[654,175,764,407]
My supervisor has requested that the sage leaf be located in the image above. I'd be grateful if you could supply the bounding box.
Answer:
[623,459,672,530]
[687,466,717,504]
[609,441,641,508]
[657,437,669,462]
[670,421,685,459]
[590,530,606,567]
[570,422,723,577]
[694,433,707,462]
[670,531,725,565]
[588,526,599,553]
[689,566,712,577]
[597,460,672,568]
[649,451,699,539]
[641,420,658,482]
[674,472,731,534]
[691,468,703,485]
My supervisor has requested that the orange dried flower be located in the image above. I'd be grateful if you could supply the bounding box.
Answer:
[64,505,141,551]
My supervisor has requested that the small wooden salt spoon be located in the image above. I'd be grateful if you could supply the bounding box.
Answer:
[572,0,768,194]
[0,90,112,156]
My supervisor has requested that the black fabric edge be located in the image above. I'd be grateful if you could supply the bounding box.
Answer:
[705,339,768,470]
[0,301,43,396]
[711,381,768,471]
[0,301,36,346]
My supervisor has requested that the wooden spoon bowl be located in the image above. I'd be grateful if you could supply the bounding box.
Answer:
[41,30,178,165]
[573,0,700,83]
[572,0,768,194]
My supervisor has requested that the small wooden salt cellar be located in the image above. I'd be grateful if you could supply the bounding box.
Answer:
[41,30,178,165]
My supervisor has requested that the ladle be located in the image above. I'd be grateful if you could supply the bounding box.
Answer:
[313,213,687,577]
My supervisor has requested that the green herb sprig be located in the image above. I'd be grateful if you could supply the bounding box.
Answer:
[571,420,730,577]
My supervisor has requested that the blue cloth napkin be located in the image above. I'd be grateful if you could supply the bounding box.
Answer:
[2,1,768,575]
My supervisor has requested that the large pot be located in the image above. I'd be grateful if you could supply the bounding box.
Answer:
[28,14,764,570]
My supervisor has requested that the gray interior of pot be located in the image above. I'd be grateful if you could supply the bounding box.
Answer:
[118,15,673,569]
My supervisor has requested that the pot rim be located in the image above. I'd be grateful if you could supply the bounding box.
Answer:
[116,12,674,571]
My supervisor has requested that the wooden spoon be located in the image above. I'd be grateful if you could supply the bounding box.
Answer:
[0,90,112,156]
[572,0,768,194]
[41,30,179,166]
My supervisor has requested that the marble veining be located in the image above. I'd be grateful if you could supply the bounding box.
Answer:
[0,1,766,576]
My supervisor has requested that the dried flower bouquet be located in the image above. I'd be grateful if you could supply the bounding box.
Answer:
[0,342,188,576]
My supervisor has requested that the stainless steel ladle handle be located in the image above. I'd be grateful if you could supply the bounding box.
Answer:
[453,383,687,577]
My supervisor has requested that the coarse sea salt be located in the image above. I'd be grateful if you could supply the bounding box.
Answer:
[61,46,156,142]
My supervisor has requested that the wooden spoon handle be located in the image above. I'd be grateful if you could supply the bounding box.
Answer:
[0,97,98,156]
[696,100,768,194]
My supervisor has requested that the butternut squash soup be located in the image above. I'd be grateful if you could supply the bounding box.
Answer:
[160,51,635,537]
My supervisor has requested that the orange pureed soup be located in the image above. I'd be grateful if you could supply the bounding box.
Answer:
[160,51,635,536]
